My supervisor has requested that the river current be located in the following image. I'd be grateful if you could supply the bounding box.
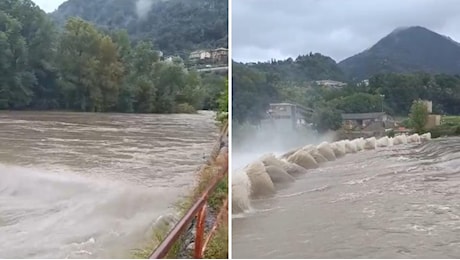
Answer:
[233,137,460,258]
[0,111,218,258]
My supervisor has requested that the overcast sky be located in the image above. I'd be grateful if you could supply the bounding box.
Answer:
[32,0,65,13]
[232,0,460,63]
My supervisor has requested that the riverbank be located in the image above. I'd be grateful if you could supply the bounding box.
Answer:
[134,121,228,259]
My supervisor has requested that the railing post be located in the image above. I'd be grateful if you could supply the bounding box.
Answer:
[201,197,228,256]
[194,205,207,258]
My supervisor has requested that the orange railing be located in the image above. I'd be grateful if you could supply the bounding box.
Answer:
[149,123,228,259]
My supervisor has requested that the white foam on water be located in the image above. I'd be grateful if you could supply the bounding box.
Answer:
[0,164,178,258]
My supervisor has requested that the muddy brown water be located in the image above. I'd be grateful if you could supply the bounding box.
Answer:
[0,111,218,258]
[232,137,460,258]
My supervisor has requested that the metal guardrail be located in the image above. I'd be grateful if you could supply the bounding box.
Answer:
[149,123,228,259]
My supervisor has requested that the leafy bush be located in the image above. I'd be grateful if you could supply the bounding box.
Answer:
[387,129,395,137]
[409,100,428,133]
[175,103,197,113]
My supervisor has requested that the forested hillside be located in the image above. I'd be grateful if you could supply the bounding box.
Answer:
[233,60,460,131]
[232,53,346,124]
[0,0,226,113]
[233,26,460,131]
[50,0,228,56]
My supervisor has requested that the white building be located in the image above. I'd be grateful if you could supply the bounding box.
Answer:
[315,80,347,88]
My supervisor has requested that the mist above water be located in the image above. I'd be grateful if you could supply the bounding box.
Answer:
[232,124,335,169]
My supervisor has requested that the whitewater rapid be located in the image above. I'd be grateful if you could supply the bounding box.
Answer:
[231,134,460,258]
[0,111,218,258]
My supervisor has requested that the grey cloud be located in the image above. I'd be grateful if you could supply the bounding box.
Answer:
[232,0,460,62]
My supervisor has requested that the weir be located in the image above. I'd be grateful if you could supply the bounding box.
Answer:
[232,132,432,215]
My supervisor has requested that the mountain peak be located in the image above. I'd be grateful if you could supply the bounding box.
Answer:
[389,25,429,35]
[338,26,460,80]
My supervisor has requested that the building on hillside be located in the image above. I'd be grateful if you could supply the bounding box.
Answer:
[260,103,314,132]
[211,48,228,63]
[189,50,212,61]
[189,48,228,64]
[359,79,370,87]
[165,56,174,62]
[342,112,395,130]
[315,80,347,89]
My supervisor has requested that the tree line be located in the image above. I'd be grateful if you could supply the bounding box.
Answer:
[233,59,460,132]
[0,0,226,113]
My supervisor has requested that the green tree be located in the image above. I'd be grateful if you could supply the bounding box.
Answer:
[57,18,102,111]
[218,80,228,113]
[409,100,429,133]
[312,104,342,133]
[232,62,279,123]
[0,0,221,116]
[0,10,35,109]
[332,93,382,113]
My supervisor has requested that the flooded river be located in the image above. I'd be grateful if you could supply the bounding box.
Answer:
[0,111,218,258]
[232,137,460,258]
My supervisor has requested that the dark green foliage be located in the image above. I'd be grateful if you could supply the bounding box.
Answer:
[218,80,228,113]
[455,126,460,135]
[367,72,460,115]
[233,61,460,132]
[311,104,342,133]
[431,124,460,138]
[244,53,346,83]
[409,100,429,133]
[0,0,227,114]
[202,73,227,110]
[232,62,279,124]
[387,129,395,138]
[0,0,56,109]
[332,93,382,113]
[50,0,228,57]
